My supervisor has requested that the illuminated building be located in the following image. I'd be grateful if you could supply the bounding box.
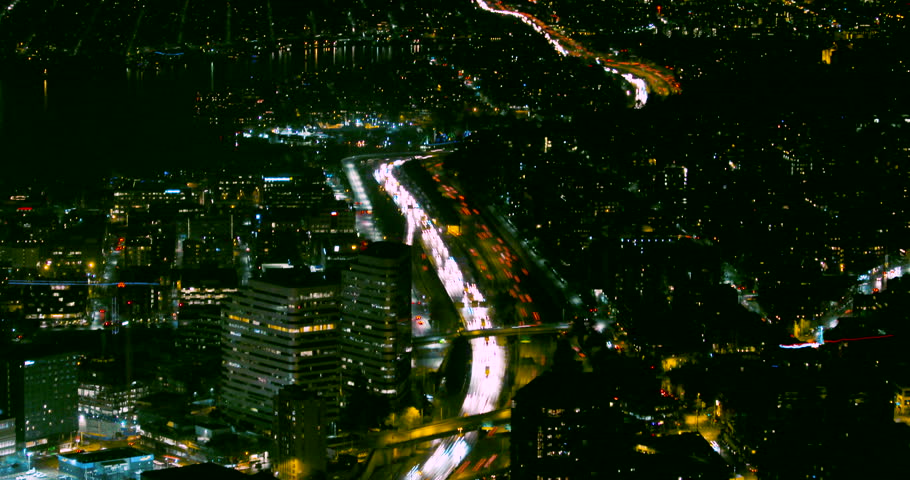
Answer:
[307,199,356,235]
[181,238,233,268]
[57,446,154,480]
[123,236,154,267]
[208,175,262,206]
[0,350,79,450]
[0,239,40,269]
[896,384,910,418]
[175,268,238,354]
[182,211,239,268]
[77,357,148,438]
[110,188,190,223]
[19,283,87,326]
[115,267,168,326]
[3,206,57,243]
[511,371,621,480]
[220,272,341,433]
[261,174,330,209]
[0,418,15,457]
[340,242,412,404]
[274,385,327,480]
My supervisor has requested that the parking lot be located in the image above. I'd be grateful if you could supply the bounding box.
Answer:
[10,470,63,480]
[0,454,69,480]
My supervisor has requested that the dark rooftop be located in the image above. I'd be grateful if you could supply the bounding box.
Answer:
[257,268,341,289]
[141,462,272,480]
[59,447,151,463]
[363,241,410,260]
[178,268,238,288]
[513,371,605,407]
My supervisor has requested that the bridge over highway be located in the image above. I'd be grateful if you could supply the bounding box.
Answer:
[368,408,511,449]
[413,323,570,346]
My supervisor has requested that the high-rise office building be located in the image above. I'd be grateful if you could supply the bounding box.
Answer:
[220,271,341,433]
[274,384,327,480]
[0,350,79,449]
[340,242,412,404]
[78,357,148,438]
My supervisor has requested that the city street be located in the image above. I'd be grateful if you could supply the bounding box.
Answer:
[680,412,757,480]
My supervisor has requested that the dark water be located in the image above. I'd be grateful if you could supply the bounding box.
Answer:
[0,44,406,182]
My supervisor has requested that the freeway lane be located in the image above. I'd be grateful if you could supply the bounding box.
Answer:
[374,157,508,480]
[474,0,681,108]
[341,157,384,243]
[422,160,552,327]
[359,152,583,477]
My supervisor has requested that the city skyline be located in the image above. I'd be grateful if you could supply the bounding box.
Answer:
[2,1,910,479]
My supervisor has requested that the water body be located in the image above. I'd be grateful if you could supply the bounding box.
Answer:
[0,43,406,182]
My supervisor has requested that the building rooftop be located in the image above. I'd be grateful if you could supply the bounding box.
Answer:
[513,370,604,408]
[178,267,238,288]
[59,446,151,464]
[141,462,272,480]
[363,241,409,260]
[256,268,340,289]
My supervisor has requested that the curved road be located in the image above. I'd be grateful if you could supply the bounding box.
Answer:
[474,0,681,108]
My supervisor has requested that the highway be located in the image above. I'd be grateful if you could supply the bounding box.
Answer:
[345,152,577,476]
[339,154,463,344]
[373,157,508,480]
[341,156,385,242]
[368,151,573,478]
[474,0,681,108]
[420,159,560,326]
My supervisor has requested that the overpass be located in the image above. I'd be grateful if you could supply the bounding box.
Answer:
[413,322,570,346]
[369,408,510,449]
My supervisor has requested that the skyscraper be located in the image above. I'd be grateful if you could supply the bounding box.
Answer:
[340,242,412,405]
[220,271,341,433]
